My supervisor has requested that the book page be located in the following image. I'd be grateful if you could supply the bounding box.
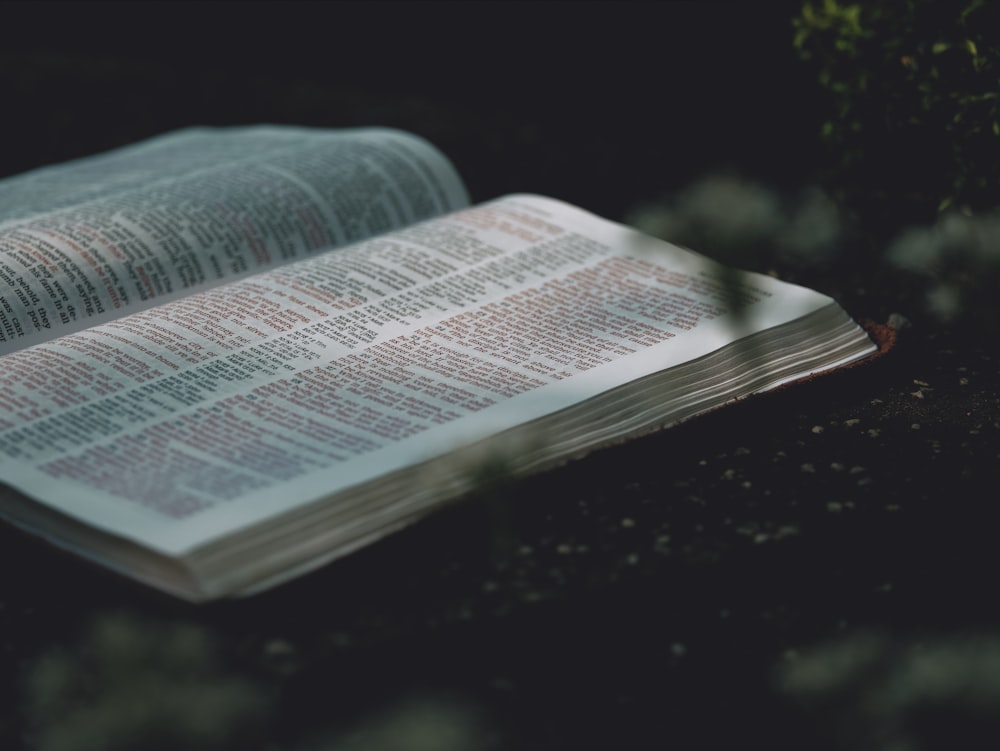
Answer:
[0,196,874,557]
[0,126,469,356]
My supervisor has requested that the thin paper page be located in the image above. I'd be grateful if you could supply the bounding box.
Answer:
[0,196,870,555]
[0,127,469,356]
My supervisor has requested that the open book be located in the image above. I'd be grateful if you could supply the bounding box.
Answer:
[0,127,877,600]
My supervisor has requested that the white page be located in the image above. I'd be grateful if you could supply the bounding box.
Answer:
[0,196,874,556]
[0,126,469,356]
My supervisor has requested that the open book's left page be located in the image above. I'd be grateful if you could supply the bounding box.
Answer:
[0,126,469,356]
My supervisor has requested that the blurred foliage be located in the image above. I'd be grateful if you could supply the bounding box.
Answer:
[467,451,519,563]
[779,630,1000,751]
[885,210,1000,325]
[793,0,1000,233]
[25,614,267,751]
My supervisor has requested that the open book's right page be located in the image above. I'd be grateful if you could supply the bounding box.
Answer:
[0,195,876,565]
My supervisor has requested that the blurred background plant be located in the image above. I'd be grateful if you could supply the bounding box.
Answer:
[627,175,844,270]
[791,0,1000,328]
[886,211,1000,323]
[793,0,1000,231]
[633,1,1000,329]
[626,175,847,320]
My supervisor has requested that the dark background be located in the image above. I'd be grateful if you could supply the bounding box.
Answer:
[1,1,820,217]
[3,3,1000,751]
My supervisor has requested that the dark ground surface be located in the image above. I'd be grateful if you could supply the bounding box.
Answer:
[2,3,999,750]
